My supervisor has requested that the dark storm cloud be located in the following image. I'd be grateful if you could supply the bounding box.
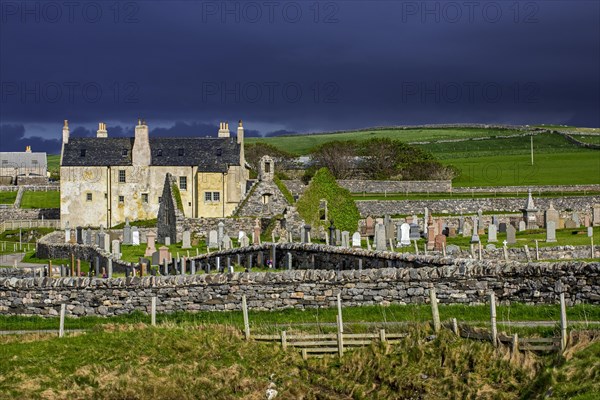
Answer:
[0,0,598,152]
[0,124,60,153]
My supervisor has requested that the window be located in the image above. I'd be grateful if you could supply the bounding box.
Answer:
[118,195,124,203]
[265,162,271,173]
[178,148,184,156]
[204,191,221,202]
[86,193,92,201]
[2,160,8,165]
[216,148,222,156]
[80,149,86,157]
[118,170,126,183]
[142,193,148,203]
[158,196,162,203]
[179,176,187,190]
[122,149,128,156]
[32,160,38,165]
[157,149,163,157]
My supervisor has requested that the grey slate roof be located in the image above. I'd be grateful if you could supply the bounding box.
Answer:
[0,152,47,170]
[62,137,240,172]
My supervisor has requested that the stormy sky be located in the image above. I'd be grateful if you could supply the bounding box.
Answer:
[0,0,598,153]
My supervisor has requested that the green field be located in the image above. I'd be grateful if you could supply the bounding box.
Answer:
[20,190,60,208]
[571,135,600,145]
[0,191,17,204]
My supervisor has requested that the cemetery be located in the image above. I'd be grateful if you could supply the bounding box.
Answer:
[1,125,599,400]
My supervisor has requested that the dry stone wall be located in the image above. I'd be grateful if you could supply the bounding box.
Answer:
[2,243,599,316]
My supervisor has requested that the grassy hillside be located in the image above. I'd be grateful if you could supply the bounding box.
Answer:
[250,129,599,187]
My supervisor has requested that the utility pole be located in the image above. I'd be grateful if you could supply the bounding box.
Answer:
[530,134,534,166]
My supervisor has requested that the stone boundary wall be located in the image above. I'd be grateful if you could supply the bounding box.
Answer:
[356,196,600,217]
[338,180,452,193]
[3,242,599,316]
[0,208,60,221]
[16,176,49,186]
[451,185,600,194]
[0,184,58,192]
[554,130,600,150]
[1,254,598,316]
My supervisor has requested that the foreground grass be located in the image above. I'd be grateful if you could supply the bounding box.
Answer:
[0,323,549,400]
[19,191,60,209]
[0,191,17,204]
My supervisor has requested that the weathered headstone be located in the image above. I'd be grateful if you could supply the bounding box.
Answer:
[86,228,92,246]
[594,204,600,226]
[375,223,387,251]
[458,216,464,235]
[182,230,191,249]
[506,224,517,245]
[103,234,111,253]
[584,214,590,227]
[477,209,484,235]
[427,223,435,250]
[123,219,132,245]
[446,244,460,255]
[498,222,507,233]
[400,223,411,246]
[341,231,350,248]
[587,226,594,237]
[240,235,250,248]
[518,221,526,232]
[546,221,557,242]
[462,220,472,237]
[217,221,225,244]
[433,234,446,251]
[222,234,232,250]
[145,232,157,257]
[64,223,71,243]
[300,226,306,243]
[253,219,261,245]
[164,237,171,246]
[208,230,218,248]
[409,223,420,240]
[352,232,361,247]
[335,229,341,245]
[545,201,560,228]
[384,215,394,240]
[564,219,576,229]
[488,224,497,243]
[572,213,581,228]
[485,244,497,251]
[364,216,375,236]
[470,217,479,243]
[112,240,120,257]
[76,227,83,244]
[132,227,140,245]
[238,231,246,242]
[492,215,499,228]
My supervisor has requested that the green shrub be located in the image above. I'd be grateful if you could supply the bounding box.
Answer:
[171,184,184,212]
[274,176,295,204]
[296,168,360,232]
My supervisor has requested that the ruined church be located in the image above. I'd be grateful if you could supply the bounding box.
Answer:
[60,119,249,228]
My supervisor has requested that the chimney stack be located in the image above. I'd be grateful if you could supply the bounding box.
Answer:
[96,122,108,138]
[132,118,151,166]
[60,119,70,164]
[218,121,230,138]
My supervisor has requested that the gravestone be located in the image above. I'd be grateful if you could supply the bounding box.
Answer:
[341,231,350,248]
[253,219,261,245]
[222,234,232,250]
[545,201,560,228]
[304,224,311,243]
[584,215,590,227]
[588,226,594,237]
[182,231,191,249]
[364,216,375,236]
[300,226,306,243]
[446,244,460,255]
[145,232,157,257]
[485,244,497,251]
[335,229,341,245]
[572,213,581,228]
[498,222,507,233]
[152,246,171,266]
[217,221,225,244]
[594,204,600,226]
[564,219,576,229]
[396,223,402,244]
[240,235,250,248]
[132,227,140,245]
[518,221,526,232]
[423,208,429,232]
[477,209,484,235]
[86,228,92,246]
[462,220,472,238]
[123,219,132,245]
[409,223,420,240]
[352,232,361,247]
[470,217,479,243]
[238,231,245,242]
[400,223,411,246]
[208,230,218,248]
[433,234,446,251]
[384,215,394,240]
[458,216,464,235]
[559,218,565,229]
[164,237,171,246]
[448,227,456,238]
[76,227,83,244]
[112,240,120,257]
[375,223,387,251]
[488,224,497,243]
[64,223,71,243]
[546,221,557,242]
[104,235,111,253]
[492,215,499,228]
[506,224,517,245]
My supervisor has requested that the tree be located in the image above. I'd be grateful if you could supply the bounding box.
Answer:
[310,141,358,179]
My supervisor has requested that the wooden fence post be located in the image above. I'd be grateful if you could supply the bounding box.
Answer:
[490,292,498,347]
[452,318,459,336]
[151,296,157,326]
[512,333,519,355]
[379,328,386,343]
[59,304,66,338]
[337,293,344,357]
[242,294,250,340]
[535,240,540,261]
[560,292,568,351]
[281,331,287,350]
[430,287,441,332]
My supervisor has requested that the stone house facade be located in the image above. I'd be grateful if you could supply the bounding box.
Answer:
[60,119,249,228]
